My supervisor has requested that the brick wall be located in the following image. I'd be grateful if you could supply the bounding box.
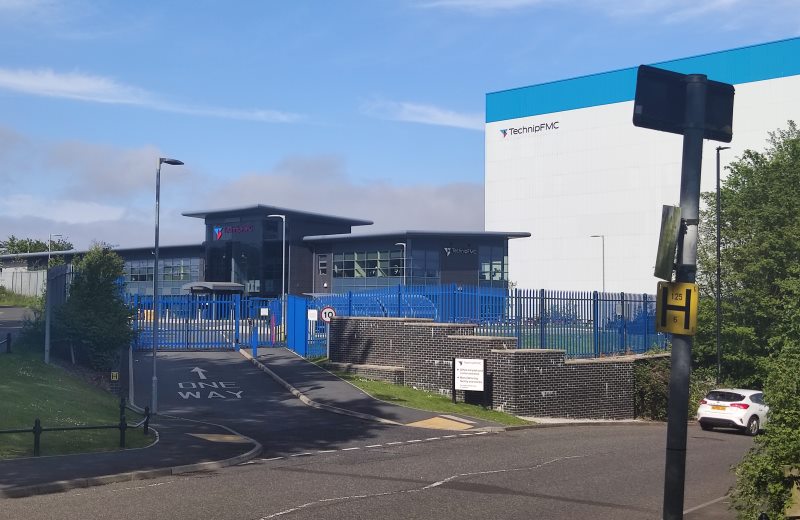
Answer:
[330,316,669,420]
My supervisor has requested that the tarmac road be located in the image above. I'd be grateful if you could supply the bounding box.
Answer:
[1,423,752,520]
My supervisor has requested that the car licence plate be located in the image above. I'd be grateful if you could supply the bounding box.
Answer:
[712,405,726,410]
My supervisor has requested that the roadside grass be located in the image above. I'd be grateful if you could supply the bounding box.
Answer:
[332,371,530,426]
[0,343,152,459]
[0,287,41,309]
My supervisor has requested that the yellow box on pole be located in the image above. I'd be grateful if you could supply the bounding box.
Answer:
[656,281,699,335]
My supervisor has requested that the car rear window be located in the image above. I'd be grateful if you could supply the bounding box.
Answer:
[706,391,745,402]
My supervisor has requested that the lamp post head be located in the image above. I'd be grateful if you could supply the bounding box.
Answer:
[159,158,184,166]
[395,242,405,247]
[716,146,731,152]
[267,214,285,220]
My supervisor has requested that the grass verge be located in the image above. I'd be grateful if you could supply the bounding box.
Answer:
[0,287,41,309]
[332,371,530,426]
[0,343,153,459]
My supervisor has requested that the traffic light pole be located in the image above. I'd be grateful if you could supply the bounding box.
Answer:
[663,74,707,520]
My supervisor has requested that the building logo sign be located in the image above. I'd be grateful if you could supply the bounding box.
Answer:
[213,223,255,240]
[444,247,477,257]
[500,121,559,138]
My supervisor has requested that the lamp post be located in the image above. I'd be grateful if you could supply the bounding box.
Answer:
[394,242,406,286]
[151,157,183,415]
[590,234,606,293]
[716,146,730,384]
[268,214,287,335]
[47,233,62,266]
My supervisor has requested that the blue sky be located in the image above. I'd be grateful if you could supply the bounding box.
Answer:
[0,0,798,249]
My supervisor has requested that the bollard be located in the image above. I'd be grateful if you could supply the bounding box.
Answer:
[33,418,42,456]
[143,406,150,435]
[118,397,127,448]
[5,333,10,354]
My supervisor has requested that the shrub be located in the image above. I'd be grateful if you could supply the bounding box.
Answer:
[730,342,800,518]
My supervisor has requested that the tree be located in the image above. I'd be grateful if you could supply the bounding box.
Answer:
[695,122,800,387]
[730,341,800,518]
[0,235,73,254]
[55,245,133,370]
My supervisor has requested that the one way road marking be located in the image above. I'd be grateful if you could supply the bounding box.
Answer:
[191,367,208,380]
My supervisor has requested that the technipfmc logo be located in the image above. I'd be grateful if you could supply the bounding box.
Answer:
[500,121,559,138]
[213,226,223,240]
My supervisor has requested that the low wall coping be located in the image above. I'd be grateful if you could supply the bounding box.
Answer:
[404,322,478,328]
[565,352,671,365]
[334,316,433,323]
[326,361,405,372]
[446,335,515,342]
[489,348,567,354]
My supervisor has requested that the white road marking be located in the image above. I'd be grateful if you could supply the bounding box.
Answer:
[258,455,586,519]
[341,447,360,451]
[290,452,313,457]
[385,441,402,445]
[683,495,728,514]
[406,439,422,443]
[424,437,441,441]
[365,444,382,448]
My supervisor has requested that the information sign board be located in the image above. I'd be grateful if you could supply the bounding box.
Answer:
[454,358,485,391]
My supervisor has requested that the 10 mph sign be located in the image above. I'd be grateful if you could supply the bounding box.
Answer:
[320,306,336,323]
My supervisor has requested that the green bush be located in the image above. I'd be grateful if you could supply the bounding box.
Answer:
[730,342,800,518]
[634,356,670,420]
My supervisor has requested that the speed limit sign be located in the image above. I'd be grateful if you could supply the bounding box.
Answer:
[320,306,336,323]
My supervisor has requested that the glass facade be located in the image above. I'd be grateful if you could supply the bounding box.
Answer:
[331,249,405,291]
[479,245,508,288]
[124,257,202,295]
[408,249,440,286]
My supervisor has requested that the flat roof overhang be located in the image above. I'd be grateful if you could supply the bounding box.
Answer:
[182,204,372,227]
[303,230,531,243]
[181,281,245,294]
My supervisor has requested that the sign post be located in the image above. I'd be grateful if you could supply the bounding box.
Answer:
[633,64,734,520]
[320,306,336,359]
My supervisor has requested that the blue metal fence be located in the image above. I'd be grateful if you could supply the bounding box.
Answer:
[308,285,668,358]
[126,285,668,358]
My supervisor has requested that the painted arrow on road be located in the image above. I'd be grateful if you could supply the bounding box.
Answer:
[190,367,208,380]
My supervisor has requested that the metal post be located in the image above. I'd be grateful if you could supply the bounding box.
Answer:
[119,397,127,448]
[152,159,162,415]
[268,215,286,339]
[663,74,707,520]
[44,268,51,364]
[151,157,183,415]
[715,146,729,384]
[5,332,10,353]
[33,418,42,456]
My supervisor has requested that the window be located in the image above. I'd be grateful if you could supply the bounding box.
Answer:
[318,255,328,275]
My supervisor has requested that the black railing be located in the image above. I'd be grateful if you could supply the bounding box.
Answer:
[0,398,150,456]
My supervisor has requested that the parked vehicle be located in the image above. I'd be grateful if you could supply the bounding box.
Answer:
[697,389,768,436]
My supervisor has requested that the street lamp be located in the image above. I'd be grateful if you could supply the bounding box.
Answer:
[48,233,62,266]
[590,234,606,293]
[394,242,406,286]
[267,214,287,336]
[152,157,183,415]
[716,146,730,384]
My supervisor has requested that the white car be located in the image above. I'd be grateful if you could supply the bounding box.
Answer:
[697,388,769,436]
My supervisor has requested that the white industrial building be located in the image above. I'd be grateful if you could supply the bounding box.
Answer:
[485,37,800,294]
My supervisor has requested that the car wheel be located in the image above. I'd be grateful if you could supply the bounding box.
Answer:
[745,416,760,436]
[700,422,713,431]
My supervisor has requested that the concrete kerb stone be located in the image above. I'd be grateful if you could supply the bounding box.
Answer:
[1,410,263,499]
[238,349,402,426]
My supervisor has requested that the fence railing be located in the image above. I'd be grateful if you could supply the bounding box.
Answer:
[310,285,669,357]
[0,398,150,456]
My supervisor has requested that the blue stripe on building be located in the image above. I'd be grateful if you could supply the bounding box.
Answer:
[486,36,800,123]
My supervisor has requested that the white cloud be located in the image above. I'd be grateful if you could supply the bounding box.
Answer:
[202,156,485,232]
[361,99,483,130]
[0,68,303,123]
[0,194,126,224]
[419,0,548,10]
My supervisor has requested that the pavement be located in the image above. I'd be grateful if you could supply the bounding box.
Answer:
[0,343,743,517]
